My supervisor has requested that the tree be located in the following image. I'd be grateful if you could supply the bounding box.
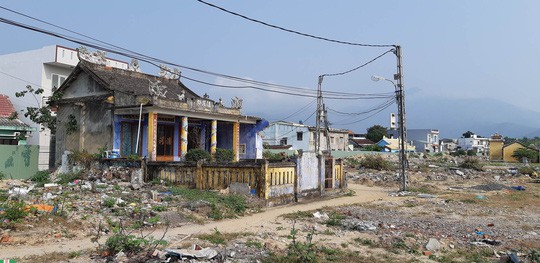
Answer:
[511,148,539,163]
[366,125,388,143]
[462,131,475,138]
[14,85,62,134]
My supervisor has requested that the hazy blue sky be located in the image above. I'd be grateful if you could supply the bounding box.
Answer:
[1,1,539,137]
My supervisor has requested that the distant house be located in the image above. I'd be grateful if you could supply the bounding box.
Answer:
[440,138,458,152]
[54,57,267,164]
[0,94,35,145]
[0,94,38,179]
[457,132,489,154]
[389,128,440,152]
[0,45,127,170]
[489,134,539,163]
[347,130,374,150]
[261,121,349,152]
[376,136,416,153]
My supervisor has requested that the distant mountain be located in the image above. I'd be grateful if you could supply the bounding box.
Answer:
[405,96,540,138]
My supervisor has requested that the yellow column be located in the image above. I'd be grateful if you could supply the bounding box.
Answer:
[233,121,240,162]
[180,116,188,158]
[211,120,217,159]
[147,112,157,160]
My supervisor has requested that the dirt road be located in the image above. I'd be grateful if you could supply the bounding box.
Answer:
[1,183,393,259]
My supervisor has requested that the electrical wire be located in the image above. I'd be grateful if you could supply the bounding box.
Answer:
[331,99,395,125]
[0,14,395,100]
[277,99,316,121]
[328,98,395,116]
[263,109,317,140]
[321,49,395,77]
[194,0,395,48]
[0,70,42,87]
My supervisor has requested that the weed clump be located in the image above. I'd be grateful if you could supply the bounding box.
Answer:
[459,157,483,171]
[360,154,392,170]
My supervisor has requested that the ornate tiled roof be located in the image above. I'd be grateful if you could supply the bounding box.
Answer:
[0,94,16,117]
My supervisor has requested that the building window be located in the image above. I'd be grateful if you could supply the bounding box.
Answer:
[239,144,246,154]
[297,132,303,141]
[331,137,335,144]
[52,74,66,89]
[280,138,287,145]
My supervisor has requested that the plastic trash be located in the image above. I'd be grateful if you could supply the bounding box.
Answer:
[511,186,525,191]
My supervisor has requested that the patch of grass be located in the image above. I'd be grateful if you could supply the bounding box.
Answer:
[196,228,251,245]
[325,211,346,227]
[281,210,314,220]
[57,171,82,185]
[30,170,50,186]
[246,239,264,249]
[102,197,116,208]
[408,184,437,194]
[152,205,167,212]
[353,237,377,247]
[360,154,392,170]
[459,157,483,171]
[170,186,247,219]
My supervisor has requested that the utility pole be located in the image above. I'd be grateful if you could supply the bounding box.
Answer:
[315,76,323,154]
[394,45,408,191]
[323,104,331,154]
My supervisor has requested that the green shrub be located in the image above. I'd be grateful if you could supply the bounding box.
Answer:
[325,212,346,227]
[344,157,360,168]
[185,148,211,162]
[57,171,82,185]
[459,157,483,171]
[105,234,149,254]
[0,201,28,222]
[30,170,50,186]
[519,166,536,176]
[68,150,94,168]
[214,148,234,163]
[263,150,285,161]
[360,154,392,170]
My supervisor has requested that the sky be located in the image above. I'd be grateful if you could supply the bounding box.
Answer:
[1,1,539,138]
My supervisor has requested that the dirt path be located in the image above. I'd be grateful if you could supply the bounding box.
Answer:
[1,183,394,259]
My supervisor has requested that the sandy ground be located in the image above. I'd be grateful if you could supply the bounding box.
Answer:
[0,183,393,258]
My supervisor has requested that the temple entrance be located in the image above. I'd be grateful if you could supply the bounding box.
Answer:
[156,124,174,161]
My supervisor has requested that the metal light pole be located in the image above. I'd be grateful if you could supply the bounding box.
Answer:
[372,71,408,191]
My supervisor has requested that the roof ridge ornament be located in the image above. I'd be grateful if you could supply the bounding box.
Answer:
[158,64,181,80]
[148,80,168,98]
[77,46,107,65]
[129,59,141,72]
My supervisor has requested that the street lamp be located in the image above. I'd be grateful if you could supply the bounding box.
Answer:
[372,74,408,191]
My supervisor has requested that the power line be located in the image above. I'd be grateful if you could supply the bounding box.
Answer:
[321,49,395,77]
[0,70,42,87]
[276,99,316,122]
[328,98,395,116]
[194,0,394,48]
[331,99,395,125]
[0,13,395,100]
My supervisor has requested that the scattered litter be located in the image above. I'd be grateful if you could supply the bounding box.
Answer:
[455,170,465,176]
[417,194,437,199]
[511,186,525,191]
[476,195,486,200]
[24,204,57,213]
[8,186,33,196]
[480,239,501,246]
[164,247,218,260]
[341,219,377,231]
[389,191,413,197]
[425,238,441,251]
[313,211,329,220]
[471,184,511,191]
[43,183,59,188]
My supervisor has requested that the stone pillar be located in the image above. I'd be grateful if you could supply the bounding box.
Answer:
[233,121,240,162]
[147,112,157,160]
[180,116,188,158]
[211,120,217,159]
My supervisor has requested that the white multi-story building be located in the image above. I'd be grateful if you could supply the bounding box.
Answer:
[457,134,489,154]
[261,121,349,152]
[0,45,127,170]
